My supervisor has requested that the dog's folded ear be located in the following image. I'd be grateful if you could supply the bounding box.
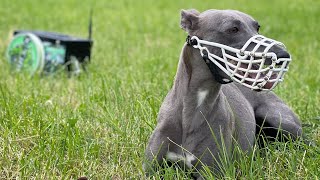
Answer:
[180,9,200,34]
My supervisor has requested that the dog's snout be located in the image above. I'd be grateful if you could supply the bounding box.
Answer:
[276,50,290,59]
[264,50,290,65]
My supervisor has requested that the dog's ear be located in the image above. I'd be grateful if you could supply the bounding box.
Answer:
[180,9,200,33]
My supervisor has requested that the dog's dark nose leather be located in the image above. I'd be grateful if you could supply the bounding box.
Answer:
[276,51,290,59]
[275,51,290,66]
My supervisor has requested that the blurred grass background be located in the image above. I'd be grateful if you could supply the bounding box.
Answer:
[0,0,319,179]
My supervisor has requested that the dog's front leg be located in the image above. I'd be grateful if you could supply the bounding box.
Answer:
[236,84,303,142]
[179,92,236,179]
[254,94,302,142]
[144,93,183,176]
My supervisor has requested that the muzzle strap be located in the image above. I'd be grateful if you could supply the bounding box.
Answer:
[186,35,232,84]
[186,35,198,46]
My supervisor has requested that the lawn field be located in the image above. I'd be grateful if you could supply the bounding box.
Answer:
[0,0,319,179]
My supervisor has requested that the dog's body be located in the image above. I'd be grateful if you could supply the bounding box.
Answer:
[145,9,302,178]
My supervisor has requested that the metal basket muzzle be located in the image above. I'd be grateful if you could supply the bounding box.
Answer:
[190,35,291,90]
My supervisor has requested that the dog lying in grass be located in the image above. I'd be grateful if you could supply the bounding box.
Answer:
[144,9,302,178]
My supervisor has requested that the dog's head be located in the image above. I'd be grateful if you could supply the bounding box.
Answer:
[181,9,291,90]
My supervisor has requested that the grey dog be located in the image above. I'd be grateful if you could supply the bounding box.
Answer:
[144,9,302,178]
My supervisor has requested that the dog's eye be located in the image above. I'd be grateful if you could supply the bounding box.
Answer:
[228,27,239,33]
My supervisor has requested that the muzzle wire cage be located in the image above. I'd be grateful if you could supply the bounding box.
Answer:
[189,35,292,90]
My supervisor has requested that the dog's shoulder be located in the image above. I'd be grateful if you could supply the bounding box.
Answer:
[221,83,248,102]
[221,83,255,116]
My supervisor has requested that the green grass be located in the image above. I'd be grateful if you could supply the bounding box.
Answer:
[0,0,319,179]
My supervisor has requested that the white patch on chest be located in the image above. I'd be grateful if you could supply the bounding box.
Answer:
[197,89,209,107]
[166,151,195,168]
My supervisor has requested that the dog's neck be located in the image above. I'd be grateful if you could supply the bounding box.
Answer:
[172,44,222,106]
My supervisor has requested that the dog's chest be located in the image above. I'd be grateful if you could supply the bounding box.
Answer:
[181,91,235,146]
[197,89,209,107]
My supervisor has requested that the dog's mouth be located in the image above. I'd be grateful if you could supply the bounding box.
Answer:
[227,57,287,90]
[238,63,277,90]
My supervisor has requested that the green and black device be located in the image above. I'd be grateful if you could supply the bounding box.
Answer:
[6,13,93,75]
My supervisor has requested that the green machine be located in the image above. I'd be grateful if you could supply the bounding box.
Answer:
[6,14,93,76]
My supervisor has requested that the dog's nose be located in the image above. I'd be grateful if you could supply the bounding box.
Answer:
[264,50,290,65]
[276,50,290,59]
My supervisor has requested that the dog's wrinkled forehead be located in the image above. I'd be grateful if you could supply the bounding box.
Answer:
[199,10,255,31]
[181,9,259,43]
